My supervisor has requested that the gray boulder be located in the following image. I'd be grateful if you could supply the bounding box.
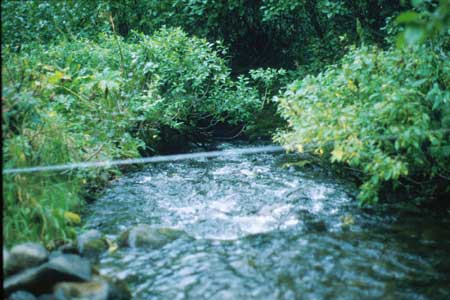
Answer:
[48,251,64,260]
[49,242,81,261]
[117,225,186,248]
[4,248,10,274]
[4,243,49,276]
[4,254,91,296]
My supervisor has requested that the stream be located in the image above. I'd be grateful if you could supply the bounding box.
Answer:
[84,142,450,300]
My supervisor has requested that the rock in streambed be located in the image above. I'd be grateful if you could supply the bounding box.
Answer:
[117,224,188,248]
[3,231,130,300]
[77,230,109,259]
[4,254,92,295]
[4,243,49,276]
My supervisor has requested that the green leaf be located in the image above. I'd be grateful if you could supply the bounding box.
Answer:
[396,33,406,48]
[64,211,81,224]
[395,11,421,24]
[331,147,345,162]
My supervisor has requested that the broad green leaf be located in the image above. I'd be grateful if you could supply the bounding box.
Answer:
[395,11,421,24]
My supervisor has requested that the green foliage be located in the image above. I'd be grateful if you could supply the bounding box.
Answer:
[396,0,450,47]
[241,68,291,137]
[276,45,450,204]
[126,28,262,132]
[1,0,110,47]
[3,0,447,248]
[1,0,408,72]
[2,28,263,246]
[259,0,408,71]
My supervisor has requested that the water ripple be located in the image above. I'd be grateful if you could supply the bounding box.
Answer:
[85,143,450,300]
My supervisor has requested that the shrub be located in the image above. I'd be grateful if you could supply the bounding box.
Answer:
[275,45,450,204]
[2,28,263,246]
[1,0,110,47]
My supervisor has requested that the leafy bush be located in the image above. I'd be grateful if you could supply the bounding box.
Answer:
[395,0,450,48]
[1,0,409,72]
[2,28,263,246]
[275,45,450,204]
[126,29,262,133]
[1,0,110,47]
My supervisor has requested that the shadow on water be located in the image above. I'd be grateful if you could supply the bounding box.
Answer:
[84,142,450,300]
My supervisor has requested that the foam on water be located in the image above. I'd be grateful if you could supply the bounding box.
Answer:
[85,143,450,300]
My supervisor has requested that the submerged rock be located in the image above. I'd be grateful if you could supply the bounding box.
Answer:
[101,276,131,300]
[53,281,109,300]
[77,230,108,259]
[8,290,37,300]
[305,219,328,232]
[53,277,131,300]
[5,243,49,276]
[117,225,186,248]
[4,254,91,295]
[36,295,55,300]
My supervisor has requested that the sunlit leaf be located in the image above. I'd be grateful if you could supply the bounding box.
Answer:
[64,211,81,224]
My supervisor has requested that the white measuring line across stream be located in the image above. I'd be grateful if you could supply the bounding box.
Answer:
[2,145,286,174]
[3,128,450,175]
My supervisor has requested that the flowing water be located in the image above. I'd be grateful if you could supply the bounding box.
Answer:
[85,143,450,300]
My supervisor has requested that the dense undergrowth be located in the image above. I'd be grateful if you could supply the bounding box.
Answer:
[276,44,450,205]
[2,29,280,247]
[2,0,449,247]
[276,1,450,205]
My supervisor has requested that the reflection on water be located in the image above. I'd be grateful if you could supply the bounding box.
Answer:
[85,143,450,300]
